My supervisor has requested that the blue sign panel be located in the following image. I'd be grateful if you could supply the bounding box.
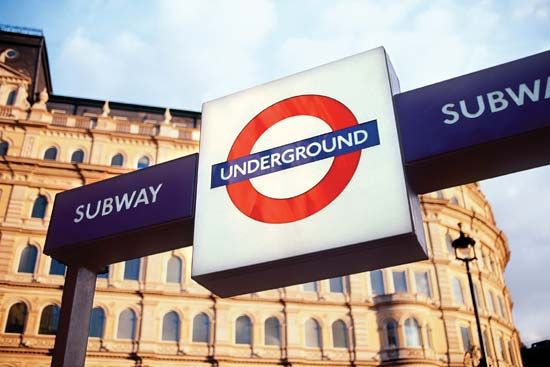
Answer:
[45,154,197,270]
[395,50,550,193]
[211,120,380,188]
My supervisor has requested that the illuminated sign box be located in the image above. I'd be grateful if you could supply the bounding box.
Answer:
[45,154,198,271]
[193,48,427,297]
[396,50,550,194]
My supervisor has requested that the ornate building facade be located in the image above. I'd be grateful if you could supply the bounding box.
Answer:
[0,26,522,367]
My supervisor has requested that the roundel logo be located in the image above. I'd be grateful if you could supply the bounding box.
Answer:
[210,95,380,224]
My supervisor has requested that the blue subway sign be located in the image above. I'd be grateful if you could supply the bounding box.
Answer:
[211,120,380,188]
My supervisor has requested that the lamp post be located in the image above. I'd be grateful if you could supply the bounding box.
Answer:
[452,223,488,367]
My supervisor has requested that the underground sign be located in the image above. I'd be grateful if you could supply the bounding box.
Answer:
[192,47,426,297]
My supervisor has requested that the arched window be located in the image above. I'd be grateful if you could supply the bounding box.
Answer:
[110,153,124,167]
[452,277,465,305]
[89,307,105,338]
[370,270,385,295]
[166,256,182,283]
[49,258,66,276]
[332,320,349,348]
[117,308,137,340]
[450,196,459,205]
[235,315,252,345]
[43,147,58,161]
[436,190,444,199]
[17,245,37,273]
[137,156,150,169]
[0,141,8,156]
[6,90,17,106]
[162,311,180,341]
[31,195,48,218]
[385,319,398,348]
[192,313,210,343]
[124,258,140,280]
[264,317,281,346]
[5,302,27,333]
[303,281,318,292]
[305,318,322,348]
[329,277,344,293]
[71,149,84,163]
[404,318,421,347]
[39,305,60,335]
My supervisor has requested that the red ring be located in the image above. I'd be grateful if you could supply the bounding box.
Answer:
[226,95,360,223]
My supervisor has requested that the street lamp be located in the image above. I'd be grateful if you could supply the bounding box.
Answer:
[452,223,488,367]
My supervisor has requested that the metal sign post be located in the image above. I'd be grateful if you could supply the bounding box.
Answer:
[51,265,97,367]
[45,154,198,367]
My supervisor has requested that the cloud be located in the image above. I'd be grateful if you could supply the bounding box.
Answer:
[55,0,277,110]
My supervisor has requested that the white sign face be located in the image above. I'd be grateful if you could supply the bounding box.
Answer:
[193,47,426,297]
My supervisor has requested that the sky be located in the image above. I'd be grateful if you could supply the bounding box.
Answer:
[1,0,549,345]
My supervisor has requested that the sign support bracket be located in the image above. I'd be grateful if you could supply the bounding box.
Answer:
[51,265,97,367]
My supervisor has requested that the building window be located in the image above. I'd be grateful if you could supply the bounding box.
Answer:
[31,195,48,218]
[166,256,182,283]
[17,245,38,273]
[192,313,210,343]
[71,149,84,163]
[137,156,150,169]
[43,147,58,161]
[264,317,281,346]
[460,325,472,352]
[117,308,137,340]
[370,270,385,295]
[452,277,465,305]
[393,271,408,293]
[385,319,398,348]
[472,283,483,309]
[6,90,17,106]
[404,318,421,347]
[49,258,66,276]
[39,305,60,335]
[89,307,105,338]
[5,302,27,333]
[329,277,344,293]
[0,141,8,156]
[490,292,498,315]
[450,196,459,205]
[509,340,517,365]
[162,311,180,342]
[486,290,495,313]
[124,258,140,280]
[499,336,507,361]
[483,329,493,357]
[446,234,455,254]
[332,320,349,348]
[235,315,252,345]
[305,318,322,348]
[303,281,318,292]
[415,271,432,298]
[110,153,124,167]
[497,297,506,319]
